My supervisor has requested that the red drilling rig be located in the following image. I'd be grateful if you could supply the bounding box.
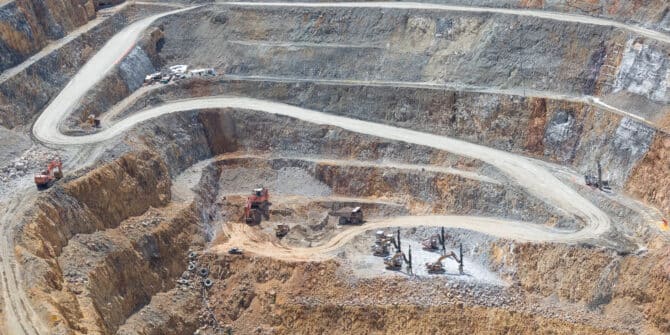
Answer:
[244,187,271,225]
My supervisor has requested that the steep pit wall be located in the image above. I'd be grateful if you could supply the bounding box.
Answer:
[64,25,165,131]
[13,151,178,334]
[489,241,670,334]
[0,0,96,73]
[625,132,670,222]
[275,305,619,335]
[214,156,569,227]
[223,0,670,31]
[159,5,612,93]
[113,79,669,217]
[156,5,670,114]
[56,203,202,334]
[192,253,628,334]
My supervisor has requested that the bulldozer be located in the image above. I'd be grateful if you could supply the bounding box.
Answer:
[34,159,63,190]
[425,243,464,275]
[244,187,271,225]
[330,206,364,225]
[275,224,289,238]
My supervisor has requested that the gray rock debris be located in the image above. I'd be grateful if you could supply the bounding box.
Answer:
[119,46,155,92]
[614,39,669,104]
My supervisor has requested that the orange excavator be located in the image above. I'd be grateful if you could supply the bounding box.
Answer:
[34,159,63,190]
[244,187,271,225]
[425,243,464,274]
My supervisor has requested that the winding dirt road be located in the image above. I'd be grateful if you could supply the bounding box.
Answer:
[9,0,670,333]
[0,6,198,335]
[35,95,611,238]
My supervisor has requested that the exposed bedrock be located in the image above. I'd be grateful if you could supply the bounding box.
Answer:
[192,242,670,335]
[155,5,670,116]
[0,0,96,73]
[490,241,670,334]
[10,103,667,333]
[0,3,170,129]
[109,79,670,217]
[214,156,569,227]
[66,28,162,130]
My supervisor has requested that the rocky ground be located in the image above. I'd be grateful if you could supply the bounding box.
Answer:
[0,1,669,335]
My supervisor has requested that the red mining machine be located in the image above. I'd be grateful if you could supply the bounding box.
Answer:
[34,159,63,190]
[244,187,271,225]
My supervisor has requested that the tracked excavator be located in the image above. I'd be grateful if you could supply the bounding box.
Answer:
[244,187,271,225]
[425,243,464,274]
[383,229,413,274]
[372,230,396,256]
[422,227,449,252]
[34,159,63,190]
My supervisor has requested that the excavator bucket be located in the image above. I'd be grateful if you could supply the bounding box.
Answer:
[246,209,262,225]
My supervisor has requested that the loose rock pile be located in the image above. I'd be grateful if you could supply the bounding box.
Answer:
[0,146,60,183]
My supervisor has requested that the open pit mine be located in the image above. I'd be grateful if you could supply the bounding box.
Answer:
[0,0,669,334]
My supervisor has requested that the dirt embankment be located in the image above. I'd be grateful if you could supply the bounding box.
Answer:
[192,249,665,335]
[625,133,670,218]
[491,242,670,334]
[13,151,204,334]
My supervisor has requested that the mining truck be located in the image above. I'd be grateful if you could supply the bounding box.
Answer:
[330,206,364,225]
[244,187,271,225]
[34,159,63,190]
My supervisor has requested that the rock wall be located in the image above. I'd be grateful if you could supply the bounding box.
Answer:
[0,0,96,73]
[196,252,641,334]
[14,151,174,334]
[624,132,670,218]
[0,3,171,129]
[492,242,670,334]
[215,156,568,227]
[65,26,163,130]
[275,305,618,335]
[122,80,658,191]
